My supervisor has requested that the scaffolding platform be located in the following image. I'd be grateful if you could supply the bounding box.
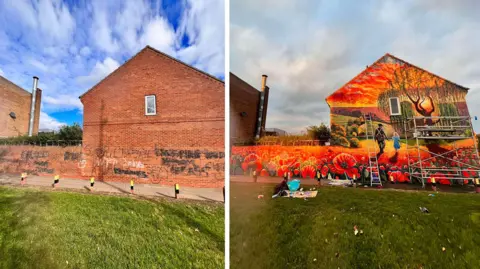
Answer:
[402,116,480,188]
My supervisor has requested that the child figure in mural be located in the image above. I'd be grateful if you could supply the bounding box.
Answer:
[374,124,388,156]
[392,132,401,152]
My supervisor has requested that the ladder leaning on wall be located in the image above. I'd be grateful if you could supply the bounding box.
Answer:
[364,113,383,187]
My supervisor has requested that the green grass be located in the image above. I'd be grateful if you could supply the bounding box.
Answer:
[230,182,480,269]
[0,186,224,269]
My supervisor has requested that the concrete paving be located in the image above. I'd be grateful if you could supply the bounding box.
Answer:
[0,174,224,202]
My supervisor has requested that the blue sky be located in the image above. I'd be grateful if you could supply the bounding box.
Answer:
[0,0,224,130]
[231,0,480,133]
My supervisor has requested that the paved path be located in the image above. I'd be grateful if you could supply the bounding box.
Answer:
[0,174,224,202]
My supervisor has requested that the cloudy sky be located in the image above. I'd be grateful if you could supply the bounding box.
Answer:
[0,0,224,130]
[231,0,480,133]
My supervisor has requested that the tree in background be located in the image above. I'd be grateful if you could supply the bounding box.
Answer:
[58,123,83,141]
[306,123,331,144]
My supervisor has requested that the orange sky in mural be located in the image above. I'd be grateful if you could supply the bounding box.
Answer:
[327,62,399,107]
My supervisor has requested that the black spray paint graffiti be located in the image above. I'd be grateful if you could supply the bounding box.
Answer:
[113,168,147,178]
[64,151,81,161]
[157,148,224,176]
[155,148,225,159]
[21,150,49,160]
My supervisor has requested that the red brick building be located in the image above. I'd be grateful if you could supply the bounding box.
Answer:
[0,76,41,138]
[230,73,269,145]
[79,46,224,187]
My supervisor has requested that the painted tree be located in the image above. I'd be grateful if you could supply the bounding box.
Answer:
[378,63,467,125]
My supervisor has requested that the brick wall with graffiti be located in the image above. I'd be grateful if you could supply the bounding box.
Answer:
[0,145,224,188]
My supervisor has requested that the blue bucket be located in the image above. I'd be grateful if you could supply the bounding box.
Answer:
[287,179,301,191]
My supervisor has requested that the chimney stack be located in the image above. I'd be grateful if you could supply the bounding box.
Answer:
[28,76,38,137]
[261,74,268,92]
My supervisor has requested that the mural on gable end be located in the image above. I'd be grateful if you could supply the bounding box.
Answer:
[231,55,479,185]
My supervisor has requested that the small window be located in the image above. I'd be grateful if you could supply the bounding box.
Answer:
[145,95,156,115]
[389,97,401,116]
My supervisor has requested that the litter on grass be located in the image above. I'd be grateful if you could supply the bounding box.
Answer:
[419,207,429,213]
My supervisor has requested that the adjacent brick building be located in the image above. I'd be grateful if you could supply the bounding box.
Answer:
[230,73,269,145]
[0,75,41,138]
[79,46,225,187]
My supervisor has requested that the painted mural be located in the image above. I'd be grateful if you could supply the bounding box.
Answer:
[231,54,479,185]
[326,54,471,144]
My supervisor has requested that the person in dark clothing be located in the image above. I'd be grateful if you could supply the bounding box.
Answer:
[272,178,289,198]
[374,124,388,155]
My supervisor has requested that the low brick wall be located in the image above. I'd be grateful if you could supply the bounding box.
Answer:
[0,145,224,188]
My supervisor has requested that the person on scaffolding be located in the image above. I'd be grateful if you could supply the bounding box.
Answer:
[375,124,388,156]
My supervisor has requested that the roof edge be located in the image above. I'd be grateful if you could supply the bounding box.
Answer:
[79,46,224,100]
[0,75,33,96]
[229,72,261,93]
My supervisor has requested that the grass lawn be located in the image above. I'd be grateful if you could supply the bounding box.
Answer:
[0,186,224,269]
[230,182,480,269]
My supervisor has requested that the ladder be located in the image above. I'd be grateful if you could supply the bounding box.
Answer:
[364,113,382,187]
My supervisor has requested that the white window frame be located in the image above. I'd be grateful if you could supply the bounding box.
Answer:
[145,95,156,116]
[389,97,401,116]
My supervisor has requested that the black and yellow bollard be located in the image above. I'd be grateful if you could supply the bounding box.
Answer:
[475,178,480,193]
[90,177,95,190]
[431,177,437,192]
[52,175,60,188]
[130,179,134,194]
[175,184,180,199]
[21,172,27,185]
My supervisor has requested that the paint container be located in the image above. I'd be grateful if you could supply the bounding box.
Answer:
[475,178,480,193]
[253,170,257,182]
[431,177,437,192]
[90,177,95,189]
[130,180,134,194]
[175,184,180,199]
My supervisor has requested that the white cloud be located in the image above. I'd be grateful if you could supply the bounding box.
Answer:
[140,17,176,56]
[0,0,224,119]
[79,46,91,56]
[40,111,66,130]
[76,57,120,86]
[0,68,4,76]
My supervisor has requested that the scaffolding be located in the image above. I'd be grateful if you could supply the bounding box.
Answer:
[402,116,480,188]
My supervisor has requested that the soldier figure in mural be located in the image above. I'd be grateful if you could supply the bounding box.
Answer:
[375,124,388,156]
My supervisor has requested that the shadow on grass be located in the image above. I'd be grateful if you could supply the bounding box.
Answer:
[0,187,56,268]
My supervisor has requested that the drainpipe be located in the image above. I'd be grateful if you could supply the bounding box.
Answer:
[28,76,39,137]
[255,75,268,139]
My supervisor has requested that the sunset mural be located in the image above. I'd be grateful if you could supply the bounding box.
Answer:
[232,54,479,185]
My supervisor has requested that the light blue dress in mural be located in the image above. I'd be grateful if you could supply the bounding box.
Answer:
[393,136,401,150]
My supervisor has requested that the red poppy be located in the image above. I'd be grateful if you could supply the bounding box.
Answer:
[301,165,316,179]
[332,153,357,175]
[379,165,385,171]
[321,165,329,177]
[277,165,289,177]
[391,166,398,171]
[260,169,269,177]
[294,169,300,176]
[346,167,360,179]
[428,172,449,185]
